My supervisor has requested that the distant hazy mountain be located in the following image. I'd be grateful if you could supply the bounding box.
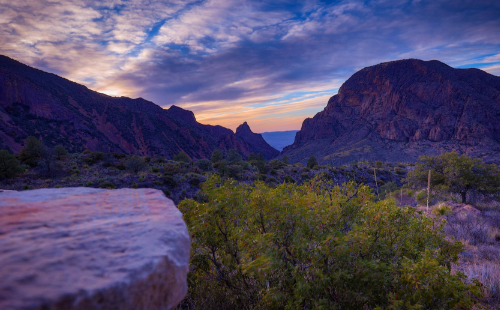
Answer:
[0,55,266,159]
[260,130,299,151]
[282,59,500,165]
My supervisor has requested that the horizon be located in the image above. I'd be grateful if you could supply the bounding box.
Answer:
[1,0,499,132]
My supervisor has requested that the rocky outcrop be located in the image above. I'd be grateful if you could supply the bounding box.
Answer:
[235,122,279,159]
[0,187,190,310]
[283,59,500,165]
[0,55,264,159]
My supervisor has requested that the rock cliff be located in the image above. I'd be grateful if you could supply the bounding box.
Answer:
[235,122,279,159]
[283,59,500,164]
[0,55,261,159]
[0,187,190,310]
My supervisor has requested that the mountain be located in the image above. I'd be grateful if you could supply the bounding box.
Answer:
[0,55,260,159]
[282,59,500,165]
[235,122,279,159]
[260,130,299,151]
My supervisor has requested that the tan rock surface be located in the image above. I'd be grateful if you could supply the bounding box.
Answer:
[0,187,190,310]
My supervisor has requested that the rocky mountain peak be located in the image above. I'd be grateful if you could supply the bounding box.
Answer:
[234,121,279,159]
[283,59,500,165]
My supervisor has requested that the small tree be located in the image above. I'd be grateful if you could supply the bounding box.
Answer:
[283,156,288,164]
[226,148,242,164]
[408,152,500,203]
[53,145,68,160]
[174,151,191,163]
[0,150,22,179]
[19,136,44,167]
[307,155,318,169]
[125,155,147,174]
[211,148,223,163]
[39,146,57,177]
[248,152,256,161]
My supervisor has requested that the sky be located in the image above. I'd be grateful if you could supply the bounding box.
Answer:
[1,0,499,132]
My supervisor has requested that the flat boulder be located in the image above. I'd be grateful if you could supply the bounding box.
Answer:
[0,187,190,310]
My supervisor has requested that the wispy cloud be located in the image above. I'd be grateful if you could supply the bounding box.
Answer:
[1,0,499,132]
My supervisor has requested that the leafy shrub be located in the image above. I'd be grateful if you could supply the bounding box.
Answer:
[211,148,223,163]
[301,173,310,180]
[164,163,179,175]
[19,136,44,167]
[0,150,22,179]
[151,167,160,173]
[125,155,147,174]
[53,145,68,159]
[226,148,242,164]
[99,181,115,189]
[432,203,452,216]
[189,173,202,187]
[195,159,213,171]
[163,175,178,188]
[227,164,243,179]
[283,175,295,183]
[269,159,286,169]
[307,155,318,169]
[375,161,383,168]
[174,151,191,163]
[179,176,483,309]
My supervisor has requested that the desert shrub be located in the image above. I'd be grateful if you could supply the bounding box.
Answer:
[179,175,483,309]
[113,153,126,159]
[195,159,213,171]
[151,167,160,173]
[307,155,318,169]
[99,181,115,189]
[446,213,492,246]
[266,176,277,183]
[269,159,286,169]
[375,161,383,168]
[164,163,179,175]
[163,175,178,188]
[227,164,242,179]
[189,166,203,174]
[270,169,278,176]
[188,173,203,187]
[301,173,310,180]
[155,157,166,163]
[19,136,44,167]
[144,156,152,163]
[283,175,295,183]
[53,145,68,159]
[462,261,500,300]
[432,203,452,216]
[254,159,269,174]
[115,162,126,170]
[174,151,191,163]
[226,148,242,164]
[0,150,22,179]
[125,155,147,174]
[258,174,267,181]
[379,181,399,200]
[211,148,223,163]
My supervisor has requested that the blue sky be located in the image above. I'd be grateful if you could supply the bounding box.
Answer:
[1,0,499,132]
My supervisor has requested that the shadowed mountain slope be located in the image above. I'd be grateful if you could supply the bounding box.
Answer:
[282,59,500,164]
[0,55,261,159]
[235,122,279,159]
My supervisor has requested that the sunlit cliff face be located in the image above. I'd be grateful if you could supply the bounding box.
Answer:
[1,0,500,132]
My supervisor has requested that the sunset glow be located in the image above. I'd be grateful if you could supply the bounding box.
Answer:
[1,0,499,132]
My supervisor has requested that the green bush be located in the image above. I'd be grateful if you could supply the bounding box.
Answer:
[283,175,295,183]
[0,150,22,179]
[269,159,286,169]
[19,136,44,167]
[53,145,68,159]
[163,175,177,188]
[174,151,191,163]
[195,159,213,171]
[179,176,483,309]
[211,148,223,163]
[125,155,147,174]
[307,155,318,169]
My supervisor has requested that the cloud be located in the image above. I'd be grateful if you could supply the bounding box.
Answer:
[0,0,499,132]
